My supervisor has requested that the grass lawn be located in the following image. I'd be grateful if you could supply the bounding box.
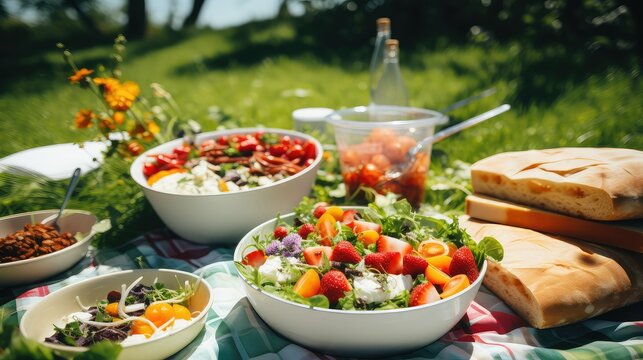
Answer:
[1,19,641,244]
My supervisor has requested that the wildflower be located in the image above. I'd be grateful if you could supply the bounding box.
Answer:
[265,240,283,256]
[127,141,143,156]
[74,109,94,128]
[93,77,120,92]
[68,68,94,84]
[98,118,116,131]
[147,120,160,135]
[104,81,139,111]
[282,234,302,257]
[113,111,125,125]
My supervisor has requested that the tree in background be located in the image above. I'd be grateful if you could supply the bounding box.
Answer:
[182,0,206,29]
[16,0,102,36]
[126,0,146,39]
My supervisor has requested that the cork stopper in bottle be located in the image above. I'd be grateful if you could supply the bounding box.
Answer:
[377,17,391,32]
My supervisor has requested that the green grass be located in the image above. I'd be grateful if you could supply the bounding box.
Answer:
[1,20,641,243]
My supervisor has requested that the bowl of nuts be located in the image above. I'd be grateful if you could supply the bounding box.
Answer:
[0,210,98,287]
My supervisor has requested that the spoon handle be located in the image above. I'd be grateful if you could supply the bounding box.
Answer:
[55,168,82,224]
[413,104,511,155]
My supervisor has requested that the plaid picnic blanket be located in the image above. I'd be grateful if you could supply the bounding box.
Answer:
[2,230,642,359]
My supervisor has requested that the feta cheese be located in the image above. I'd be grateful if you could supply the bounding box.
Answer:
[258,256,298,284]
[353,273,413,304]
[63,311,93,323]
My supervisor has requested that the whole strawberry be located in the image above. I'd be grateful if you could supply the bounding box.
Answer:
[449,246,480,283]
[297,223,315,239]
[320,270,351,303]
[402,254,428,276]
[364,252,402,275]
[330,241,362,264]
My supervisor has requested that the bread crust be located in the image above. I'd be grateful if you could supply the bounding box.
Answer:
[471,148,643,220]
[461,217,643,329]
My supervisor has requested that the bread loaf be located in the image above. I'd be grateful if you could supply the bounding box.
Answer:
[470,148,643,221]
[461,217,643,329]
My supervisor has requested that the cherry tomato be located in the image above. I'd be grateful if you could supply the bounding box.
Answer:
[359,163,383,188]
[286,144,305,160]
[304,158,315,167]
[384,141,406,163]
[371,154,391,172]
[340,149,360,168]
[293,138,302,145]
[313,205,327,219]
[217,136,228,145]
[127,142,143,156]
[172,304,191,321]
[238,138,259,152]
[280,136,291,146]
[143,163,159,177]
[145,303,175,327]
[303,141,317,159]
[269,144,288,157]
[253,131,264,140]
[131,317,154,338]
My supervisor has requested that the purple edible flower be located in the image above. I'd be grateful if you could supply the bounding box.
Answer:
[265,240,282,256]
[282,234,302,257]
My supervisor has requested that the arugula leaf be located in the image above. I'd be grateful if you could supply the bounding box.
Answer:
[53,321,84,346]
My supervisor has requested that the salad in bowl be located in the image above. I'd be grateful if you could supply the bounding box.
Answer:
[234,199,503,356]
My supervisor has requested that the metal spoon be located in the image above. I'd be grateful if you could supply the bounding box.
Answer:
[42,167,81,232]
[388,104,511,179]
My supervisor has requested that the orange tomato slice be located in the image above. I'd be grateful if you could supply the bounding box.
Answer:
[316,213,338,246]
[172,304,192,321]
[426,255,452,274]
[105,302,119,317]
[357,229,379,246]
[418,240,450,258]
[425,263,451,286]
[324,206,344,221]
[144,303,175,327]
[147,168,187,186]
[293,269,321,298]
[440,274,470,299]
[131,317,154,338]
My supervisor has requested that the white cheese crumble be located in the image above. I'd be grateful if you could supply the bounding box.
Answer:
[353,273,413,304]
[258,256,300,284]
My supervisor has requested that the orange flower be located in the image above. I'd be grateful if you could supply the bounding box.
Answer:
[98,118,116,131]
[147,120,160,135]
[113,111,125,125]
[104,81,140,111]
[74,109,94,128]
[68,68,94,84]
[127,141,144,156]
[93,77,120,92]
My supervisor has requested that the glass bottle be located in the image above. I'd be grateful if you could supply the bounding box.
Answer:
[369,18,391,102]
[371,39,409,106]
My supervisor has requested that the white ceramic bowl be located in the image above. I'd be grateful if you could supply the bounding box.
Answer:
[234,211,487,357]
[20,269,213,360]
[0,210,97,287]
[130,128,323,244]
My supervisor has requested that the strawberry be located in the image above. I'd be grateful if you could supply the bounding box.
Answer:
[376,235,413,256]
[449,246,480,283]
[330,241,362,264]
[402,254,428,276]
[409,282,441,306]
[320,270,351,303]
[352,220,382,234]
[241,250,267,268]
[303,246,332,266]
[273,226,288,240]
[313,205,327,219]
[297,223,315,239]
[364,251,403,275]
[341,209,357,228]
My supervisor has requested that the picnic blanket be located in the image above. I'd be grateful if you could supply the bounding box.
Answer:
[2,229,642,359]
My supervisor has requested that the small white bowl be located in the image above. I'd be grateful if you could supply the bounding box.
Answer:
[20,269,213,360]
[130,128,323,244]
[0,210,97,287]
[234,210,487,357]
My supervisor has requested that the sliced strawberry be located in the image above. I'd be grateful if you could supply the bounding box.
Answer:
[351,220,382,234]
[241,250,267,268]
[364,251,403,275]
[330,240,362,264]
[341,209,357,229]
[449,246,480,283]
[409,282,441,306]
[320,270,351,303]
[376,235,412,256]
[303,246,333,266]
[402,254,428,276]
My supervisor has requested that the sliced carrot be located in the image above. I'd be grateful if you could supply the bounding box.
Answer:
[325,206,344,221]
[105,302,119,317]
[440,274,470,299]
[357,230,379,246]
[425,263,451,286]
[426,255,452,274]
[147,168,187,186]
[418,240,450,258]
[293,269,321,298]
[316,213,337,246]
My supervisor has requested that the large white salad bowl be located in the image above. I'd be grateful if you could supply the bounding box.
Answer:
[130,128,323,244]
[234,210,487,357]
[20,269,213,360]
[0,210,97,287]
